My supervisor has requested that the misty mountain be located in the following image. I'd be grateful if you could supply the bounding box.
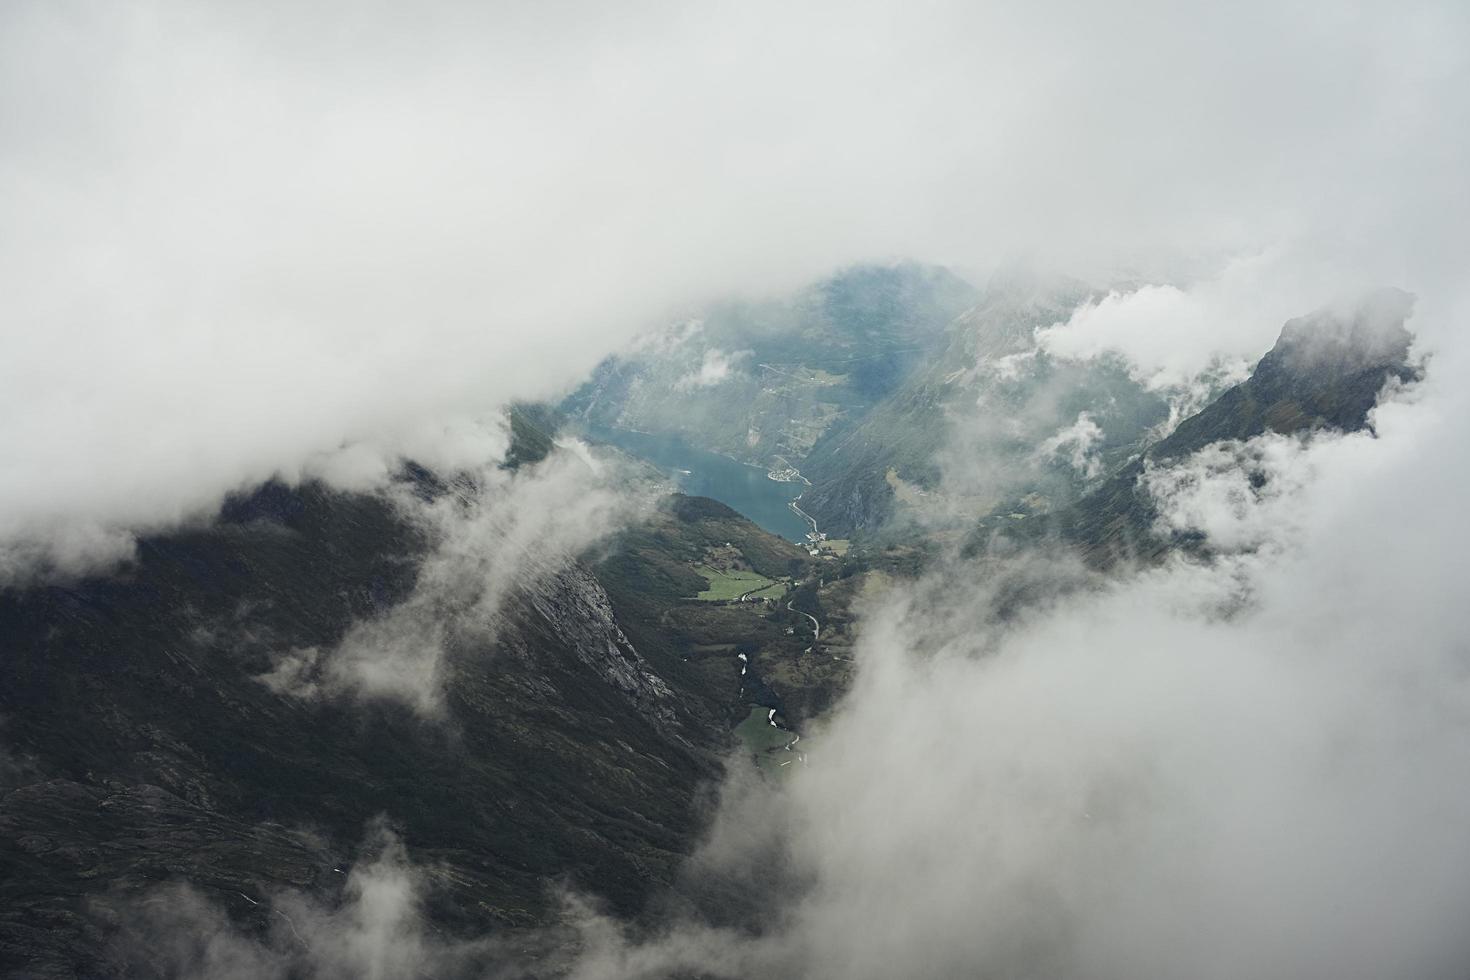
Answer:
[561,263,977,467]
[573,263,1186,541]
[797,269,1174,536]
[1048,288,1420,566]
[0,283,1435,978]
[0,446,822,975]
[1,0,1464,975]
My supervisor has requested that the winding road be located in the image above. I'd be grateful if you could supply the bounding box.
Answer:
[767,462,823,653]
[787,598,820,653]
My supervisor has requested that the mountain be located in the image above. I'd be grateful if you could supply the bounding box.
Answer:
[567,264,1184,543]
[0,277,1424,978]
[0,455,821,975]
[797,270,1172,536]
[561,263,978,467]
[1048,288,1420,565]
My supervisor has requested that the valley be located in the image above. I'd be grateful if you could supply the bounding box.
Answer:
[0,267,1424,978]
[2,5,1460,975]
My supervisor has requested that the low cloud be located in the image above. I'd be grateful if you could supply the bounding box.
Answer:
[556,335,1470,979]
[673,349,749,391]
[262,443,654,715]
[106,348,1470,980]
[921,327,1156,526]
[111,820,502,980]
[1142,432,1319,555]
[1033,249,1374,436]
[1,0,1464,580]
[1037,411,1106,479]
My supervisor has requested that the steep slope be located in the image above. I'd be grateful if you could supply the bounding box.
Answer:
[503,403,559,469]
[1053,288,1419,565]
[0,473,813,975]
[595,495,824,724]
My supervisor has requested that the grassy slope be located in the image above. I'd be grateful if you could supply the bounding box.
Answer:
[693,566,780,601]
[593,494,838,739]
[733,706,803,775]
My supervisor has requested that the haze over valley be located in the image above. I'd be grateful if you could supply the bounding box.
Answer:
[1,2,1468,978]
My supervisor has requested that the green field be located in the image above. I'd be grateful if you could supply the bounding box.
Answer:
[692,565,781,601]
[744,581,786,600]
[734,705,803,773]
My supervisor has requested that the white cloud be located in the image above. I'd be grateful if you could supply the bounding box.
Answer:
[1032,248,1429,439]
[1038,412,1106,479]
[261,443,654,715]
[1032,246,1354,392]
[553,318,1470,978]
[0,0,1465,579]
[673,348,748,391]
[113,821,497,979]
[1142,432,1320,554]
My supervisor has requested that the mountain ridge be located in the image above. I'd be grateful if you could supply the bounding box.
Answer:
[0,469,819,975]
[1046,288,1420,566]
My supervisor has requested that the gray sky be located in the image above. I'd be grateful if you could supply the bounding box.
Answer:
[24,3,1470,977]
[1,0,1466,578]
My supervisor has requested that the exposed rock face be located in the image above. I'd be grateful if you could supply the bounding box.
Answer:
[526,563,682,736]
[800,475,893,540]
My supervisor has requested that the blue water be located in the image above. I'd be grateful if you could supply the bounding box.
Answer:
[585,427,810,542]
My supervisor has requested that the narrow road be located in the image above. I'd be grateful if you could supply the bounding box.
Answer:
[790,497,819,539]
[768,457,819,543]
[787,598,820,653]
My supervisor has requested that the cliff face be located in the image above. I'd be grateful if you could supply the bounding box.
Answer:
[526,563,682,735]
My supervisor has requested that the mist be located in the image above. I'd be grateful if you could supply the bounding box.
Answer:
[134,337,1470,979]
[110,821,504,979]
[2,0,1467,579]
[555,320,1470,979]
[261,442,654,715]
[5,0,1470,977]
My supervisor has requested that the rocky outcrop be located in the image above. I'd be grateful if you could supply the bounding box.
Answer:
[527,563,682,736]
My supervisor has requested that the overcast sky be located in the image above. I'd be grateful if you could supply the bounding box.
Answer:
[1,0,1466,579]
[18,2,1470,977]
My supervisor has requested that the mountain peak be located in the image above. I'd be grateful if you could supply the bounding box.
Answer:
[1267,287,1415,378]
